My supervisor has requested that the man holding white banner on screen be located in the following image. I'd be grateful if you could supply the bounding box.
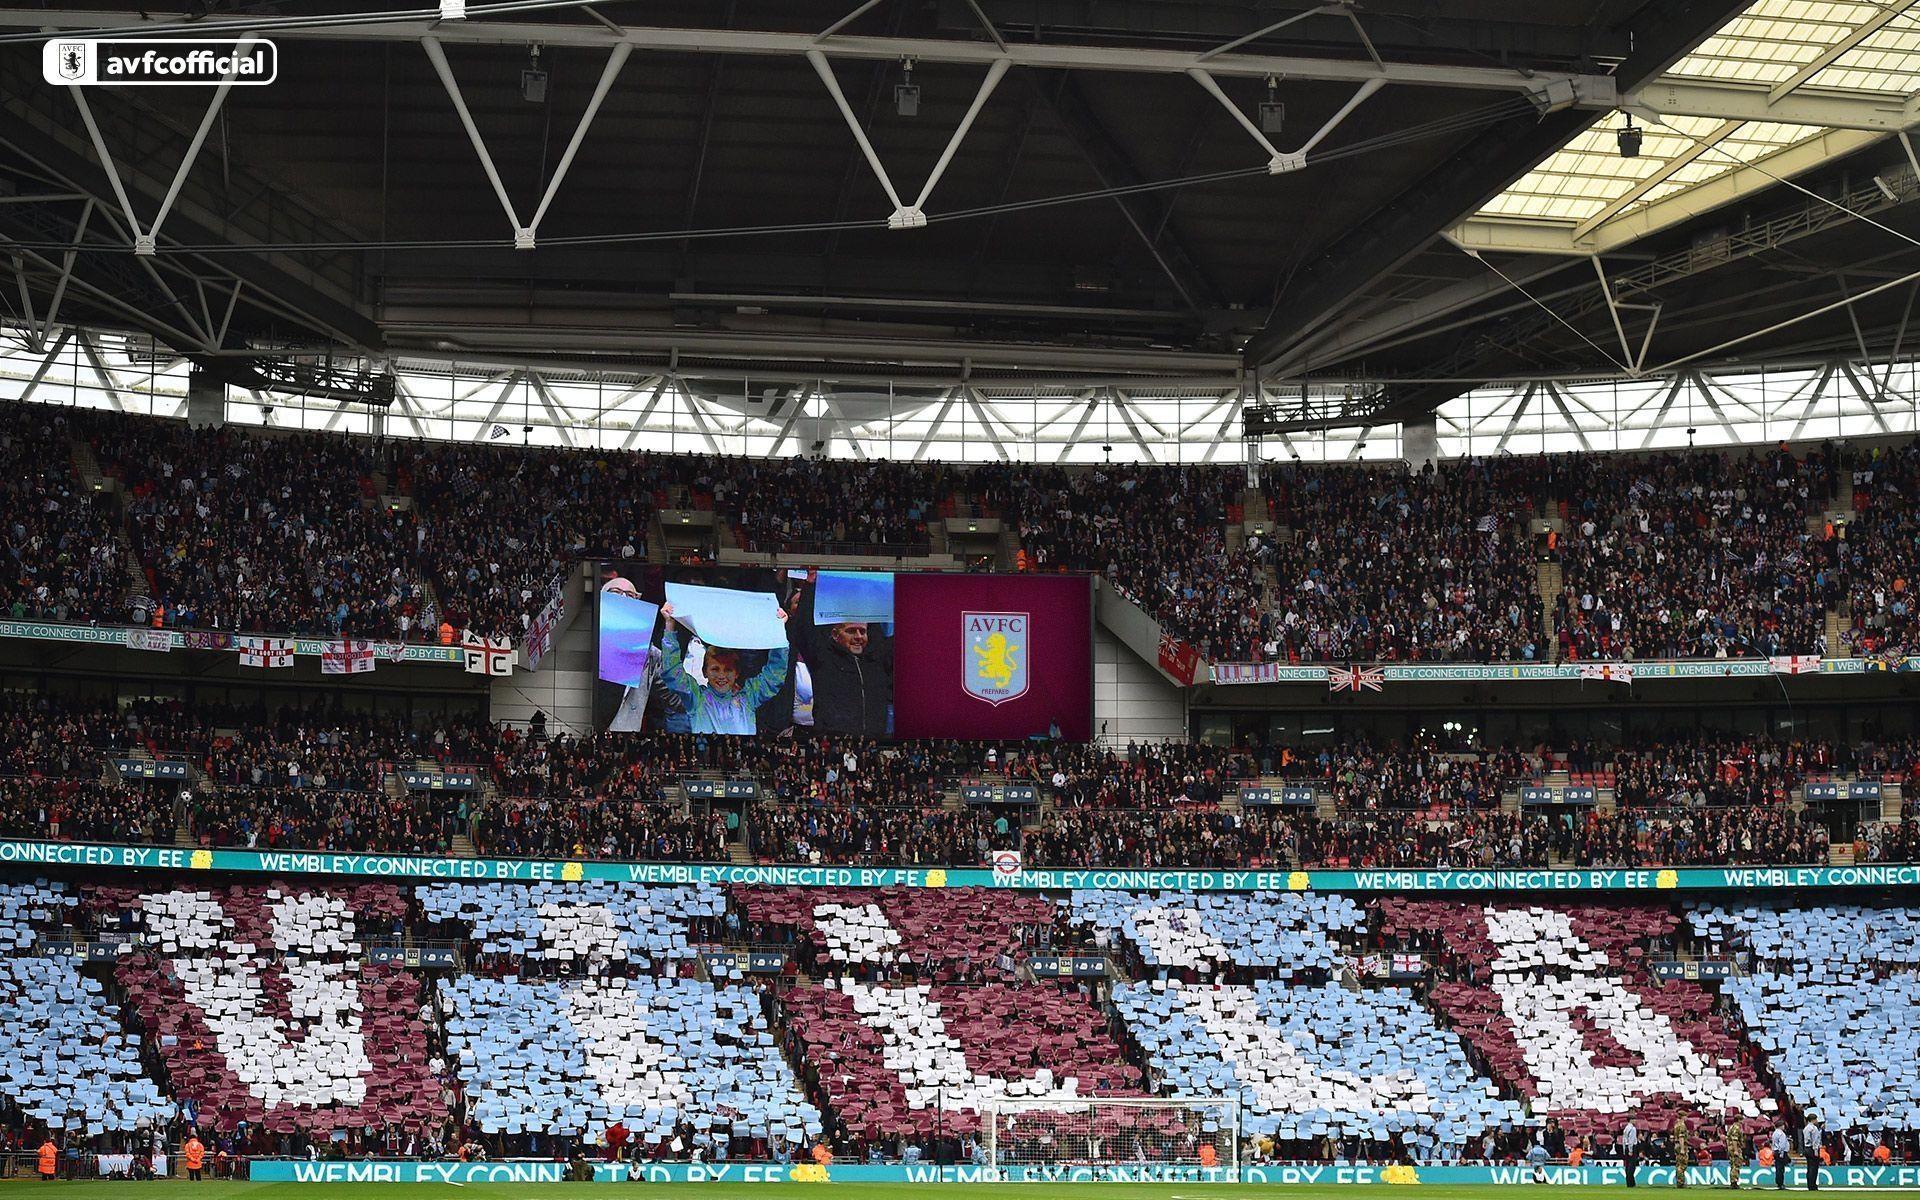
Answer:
[785,568,894,736]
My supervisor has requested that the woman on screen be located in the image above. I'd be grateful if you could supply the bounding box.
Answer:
[657,602,790,735]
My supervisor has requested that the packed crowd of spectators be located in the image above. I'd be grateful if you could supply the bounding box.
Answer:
[0,408,127,625]
[716,458,941,555]
[1316,741,1526,813]
[1844,442,1920,656]
[469,795,728,861]
[0,690,1910,870]
[406,443,669,640]
[749,803,1005,865]
[17,400,1920,670]
[0,777,174,843]
[1259,458,1546,662]
[987,462,1266,661]
[188,785,460,853]
[1603,735,1833,809]
[993,739,1262,807]
[1552,447,1843,660]
[83,411,433,637]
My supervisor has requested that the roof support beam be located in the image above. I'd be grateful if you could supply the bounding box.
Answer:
[65,39,251,256]
[1187,70,1383,173]
[806,50,1010,229]
[421,36,632,248]
[1571,118,1741,239]
[1,11,1612,92]
[1626,78,1920,132]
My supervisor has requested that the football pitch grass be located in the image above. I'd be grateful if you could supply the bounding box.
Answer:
[3,1184,1914,1199]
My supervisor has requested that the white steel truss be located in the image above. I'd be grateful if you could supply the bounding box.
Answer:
[3,322,1919,465]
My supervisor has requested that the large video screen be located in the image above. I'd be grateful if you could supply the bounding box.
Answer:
[593,565,1091,741]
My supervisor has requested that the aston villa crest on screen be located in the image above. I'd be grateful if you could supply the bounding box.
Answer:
[963,611,1029,706]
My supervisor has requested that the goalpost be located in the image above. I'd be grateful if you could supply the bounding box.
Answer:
[980,1097,1239,1173]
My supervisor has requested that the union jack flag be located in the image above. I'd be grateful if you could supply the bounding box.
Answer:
[1328,665,1385,693]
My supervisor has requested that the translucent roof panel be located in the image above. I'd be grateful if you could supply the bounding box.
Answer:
[1668,0,1920,94]
[1473,0,1920,239]
[1474,115,1821,225]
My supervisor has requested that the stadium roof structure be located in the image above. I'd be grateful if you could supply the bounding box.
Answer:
[0,0,1918,444]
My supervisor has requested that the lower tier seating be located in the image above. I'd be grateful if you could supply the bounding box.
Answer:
[439,975,821,1151]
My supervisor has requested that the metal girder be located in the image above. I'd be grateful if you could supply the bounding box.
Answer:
[1268,258,1588,376]
[65,35,254,256]
[806,50,1011,228]
[1,11,1620,93]
[421,37,632,248]
[1626,79,1920,132]
[1449,126,1898,256]
[1187,70,1383,174]
[1241,106,1595,371]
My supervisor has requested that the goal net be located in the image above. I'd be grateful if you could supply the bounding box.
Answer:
[981,1097,1238,1172]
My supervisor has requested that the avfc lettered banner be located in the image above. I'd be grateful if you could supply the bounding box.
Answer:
[892,574,1092,741]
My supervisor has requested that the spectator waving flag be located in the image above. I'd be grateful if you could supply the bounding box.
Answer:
[320,640,375,675]
[1769,654,1821,675]
[1475,514,1499,534]
[237,636,294,669]
[1328,665,1385,692]
[1157,632,1200,686]
[1576,661,1634,684]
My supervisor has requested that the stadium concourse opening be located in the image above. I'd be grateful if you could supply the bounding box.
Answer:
[7,0,1920,1187]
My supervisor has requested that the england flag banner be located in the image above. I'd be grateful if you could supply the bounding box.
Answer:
[237,636,294,669]
[462,632,515,677]
[321,640,375,675]
[1769,654,1821,675]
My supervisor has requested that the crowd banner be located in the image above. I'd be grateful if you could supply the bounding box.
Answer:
[5,839,1920,892]
[522,578,567,673]
[1201,657,1876,683]
[0,621,467,664]
[3,617,1912,682]
[246,1161,1920,1187]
